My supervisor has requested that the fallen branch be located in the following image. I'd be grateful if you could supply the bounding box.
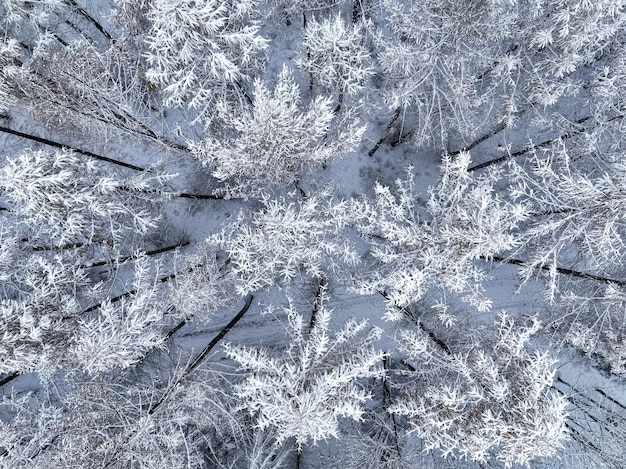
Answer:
[177,192,223,200]
[163,319,187,341]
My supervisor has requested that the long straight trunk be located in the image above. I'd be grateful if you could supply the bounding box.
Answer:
[487,255,626,286]
[379,291,451,354]
[449,115,522,157]
[369,107,402,157]
[148,295,254,415]
[467,115,593,172]
[85,241,189,268]
[467,107,626,172]
[0,125,147,172]
[381,356,402,462]
[77,271,177,317]
[0,371,20,388]
[65,0,113,42]
[308,277,326,333]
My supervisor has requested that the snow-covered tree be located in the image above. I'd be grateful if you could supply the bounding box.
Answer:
[0,39,19,113]
[509,144,626,297]
[582,46,626,160]
[2,1,625,466]
[0,203,93,375]
[7,32,170,144]
[144,0,268,127]
[224,288,385,450]
[0,147,174,375]
[215,191,359,296]
[0,148,167,246]
[189,66,365,199]
[0,249,87,374]
[297,15,374,97]
[352,152,528,318]
[0,0,64,33]
[266,0,348,18]
[0,367,243,468]
[377,0,522,145]
[391,312,569,468]
[0,245,174,376]
[168,239,238,323]
[549,280,626,377]
[0,392,65,466]
[111,0,152,42]
[1,2,153,142]
[523,0,626,107]
[70,255,170,375]
[377,0,626,146]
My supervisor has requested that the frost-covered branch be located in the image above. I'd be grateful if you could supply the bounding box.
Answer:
[509,144,626,298]
[215,191,359,295]
[0,148,168,246]
[144,0,268,127]
[297,15,374,97]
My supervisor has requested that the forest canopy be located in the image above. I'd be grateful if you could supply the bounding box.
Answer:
[1,0,626,468]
